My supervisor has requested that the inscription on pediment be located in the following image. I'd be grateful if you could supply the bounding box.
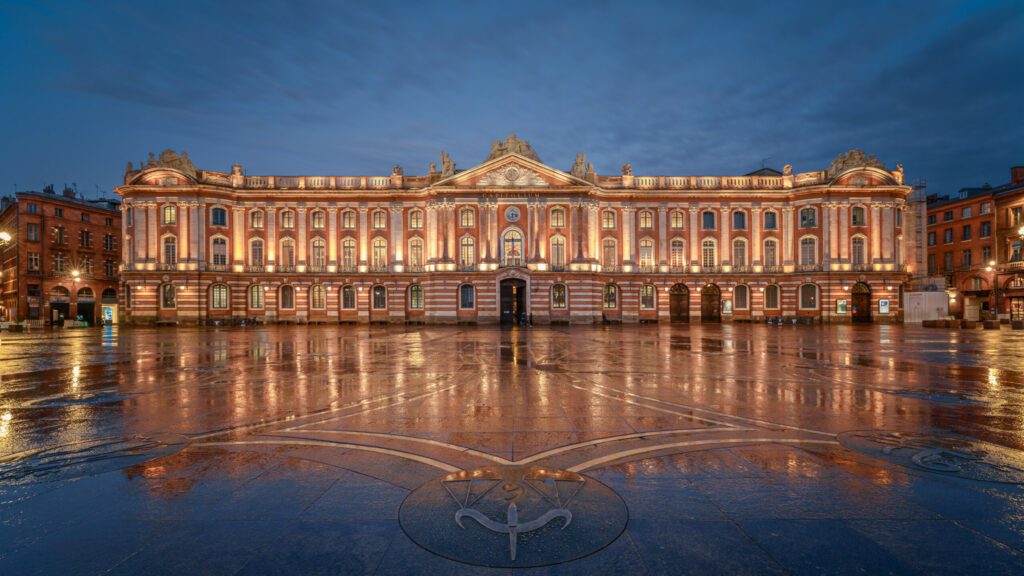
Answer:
[476,164,548,187]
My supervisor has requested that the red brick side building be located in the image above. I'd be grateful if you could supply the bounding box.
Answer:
[116,139,916,325]
[0,189,121,325]
[925,187,997,319]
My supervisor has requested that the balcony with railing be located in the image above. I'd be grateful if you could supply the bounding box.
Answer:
[239,175,398,191]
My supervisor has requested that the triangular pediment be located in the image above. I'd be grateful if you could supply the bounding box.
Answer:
[434,153,588,188]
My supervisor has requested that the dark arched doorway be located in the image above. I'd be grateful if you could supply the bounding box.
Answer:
[701,284,721,322]
[852,282,871,323]
[500,278,527,324]
[76,287,96,324]
[50,286,71,325]
[669,283,690,322]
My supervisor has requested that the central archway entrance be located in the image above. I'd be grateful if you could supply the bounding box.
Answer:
[852,282,872,323]
[669,283,690,322]
[500,278,527,324]
[701,284,721,322]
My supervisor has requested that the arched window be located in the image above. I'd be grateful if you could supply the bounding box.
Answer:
[310,237,326,268]
[372,209,387,229]
[603,284,618,309]
[732,211,747,230]
[601,210,616,229]
[408,284,423,310]
[639,210,653,229]
[249,285,264,309]
[249,210,264,229]
[310,285,325,310]
[732,239,747,267]
[409,209,423,230]
[851,206,867,226]
[280,285,295,309]
[670,210,685,229]
[852,236,867,265]
[250,239,264,266]
[763,210,778,230]
[670,239,686,268]
[459,284,475,309]
[763,239,778,268]
[210,284,229,310]
[550,208,566,228]
[341,285,356,309]
[550,235,566,269]
[341,238,356,270]
[372,238,387,269]
[639,239,655,269]
[551,284,567,309]
[163,236,177,265]
[799,207,817,227]
[162,205,177,225]
[734,285,749,309]
[211,237,228,266]
[460,236,476,268]
[408,237,424,269]
[602,238,617,269]
[372,285,387,309]
[799,284,818,309]
[701,239,716,268]
[311,210,326,230]
[280,209,295,229]
[160,283,176,309]
[702,211,716,230]
[640,285,656,309]
[280,238,296,268]
[800,237,817,265]
[764,285,780,309]
[341,209,356,229]
[211,207,227,227]
[502,230,522,267]
[460,207,475,228]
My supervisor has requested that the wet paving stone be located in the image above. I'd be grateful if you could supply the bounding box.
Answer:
[3,324,1024,574]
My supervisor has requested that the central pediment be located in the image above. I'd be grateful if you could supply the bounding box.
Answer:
[434,153,588,189]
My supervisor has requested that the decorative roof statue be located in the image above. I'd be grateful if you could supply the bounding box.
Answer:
[143,149,197,177]
[392,164,403,177]
[827,149,886,179]
[621,163,633,177]
[584,162,596,181]
[440,151,455,178]
[429,162,437,176]
[894,163,905,185]
[570,152,587,178]
[783,164,793,176]
[485,133,541,162]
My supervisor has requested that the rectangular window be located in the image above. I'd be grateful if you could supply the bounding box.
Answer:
[551,284,567,309]
[927,232,936,246]
[105,217,113,227]
[27,203,37,214]
[943,251,953,271]
[104,234,115,250]
[927,254,936,275]
[961,225,971,241]
[701,211,716,230]
[943,229,953,244]
[81,213,89,223]
[27,223,39,241]
[55,207,64,218]
[980,221,991,238]
[763,211,778,230]
[980,203,991,215]
[640,285,655,310]
[927,214,936,225]
[983,246,992,262]
[962,250,972,268]
[961,207,972,218]
[943,211,953,222]
[27,252,40,270]
[105,260,115,277]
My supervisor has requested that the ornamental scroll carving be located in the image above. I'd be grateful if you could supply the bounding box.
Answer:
[827,150,886,179]
[476,163,547,187]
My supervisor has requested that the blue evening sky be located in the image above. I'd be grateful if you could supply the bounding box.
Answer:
[1,0,1021,198]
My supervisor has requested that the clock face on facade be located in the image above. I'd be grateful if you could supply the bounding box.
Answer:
[505,206,521,222]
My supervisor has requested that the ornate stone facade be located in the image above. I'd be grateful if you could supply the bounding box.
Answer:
[116,139,915,324]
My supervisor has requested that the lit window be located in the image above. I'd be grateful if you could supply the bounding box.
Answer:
[460,208,475,227]
[250,210,264,229]
[460,236,476,268]
[408,285,422,310]
[342,210,356,229]
[311,210,326,229]
[639,210,653,229]
[408,210,423,229]
[310,285,325,309]
[161,284,176,309]
[799,284,818,309]
[702,239,716,268]
[162,205,176,225]
[249,285,264,309]
[640,285,655,309]
[551,284,567,309]
[280,210,295,229]
[670,210,685,229]
[372,210,387,229]
[603,284,618,309]
[852,206,866,226]
[372,285,387,309]
[601,210,616,229]
[550,208,565,228]
[280,285,295,309]
[211,284,229,309]
[342,285,356,309]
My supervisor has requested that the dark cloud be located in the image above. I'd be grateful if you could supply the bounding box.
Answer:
[0,0,1021,196]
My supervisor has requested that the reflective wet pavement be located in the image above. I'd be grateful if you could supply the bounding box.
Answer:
[2,324,1024,574]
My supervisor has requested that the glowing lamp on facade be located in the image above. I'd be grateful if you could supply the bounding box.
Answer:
[990,260,996,266]
[71,270,80,279]
[986,266,993,272]
[1018,226,1024,237]
[0,231,11,243]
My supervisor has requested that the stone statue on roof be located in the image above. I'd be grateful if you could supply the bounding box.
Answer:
[621,163,633,176]
[440,151,455,178]
[486,133,541,162]
[143,149,197,177]
[570,152,587,178]
[827,149,886,179]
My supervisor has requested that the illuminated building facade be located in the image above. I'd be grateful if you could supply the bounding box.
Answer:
[116,137,915,324]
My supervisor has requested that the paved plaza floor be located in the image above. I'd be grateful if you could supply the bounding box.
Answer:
[2,324,1024,574]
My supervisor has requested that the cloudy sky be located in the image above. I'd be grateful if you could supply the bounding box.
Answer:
[1,0,1021,197]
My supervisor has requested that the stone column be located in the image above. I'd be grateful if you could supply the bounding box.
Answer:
[688,207,699,268]
[782,207,795,267]
[327,208,338,269]
[536,201,547,261]
[134,204,147,265]
[196,204,206,263]
[189,203,201,263]
[657,205,668,266]
[297,207,308,269]
[266,207,277,266]
[178,204,189,263]
[588,203,600,262]
[882,203,895,262]
[146,204,158,263]
[622,206,635,266]
[491,204,500,264]
[390,205,403,268]
[358,206,368,267]
[232,207,245,268]
[751,207,763,266]
[426,204,438,263]
[870,204,882,263]
[828,204,839,265]
[822,204,832,267]
[720,207,731,266]
[446,204,456,262]
[838,205,849,262]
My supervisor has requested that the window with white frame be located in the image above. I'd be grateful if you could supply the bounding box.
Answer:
[249,285,264,309]
[670,239,686,268]
[407,285,422,309]
[734,285,749,309]
[550,208,565,228]
[311,210,326,229]
[550,236,566,269]
[799,284,818,309]
[459,284,475,309]
[764,285,780,309]
[601,210,616,229]
[640,285,656,309]
[551,284,567,309]
[800,237,817,265]
[701,239,716,268]
[372,210,386,229]
[342,210,356,229]
[732,239,747,267]
[639,210,653,229]
[408,209,423,230]
[603,284,618,309]
[211,284,229,309]
[670,210,685,229]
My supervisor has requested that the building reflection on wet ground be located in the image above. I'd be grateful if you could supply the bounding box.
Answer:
[2,324,1024,574]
